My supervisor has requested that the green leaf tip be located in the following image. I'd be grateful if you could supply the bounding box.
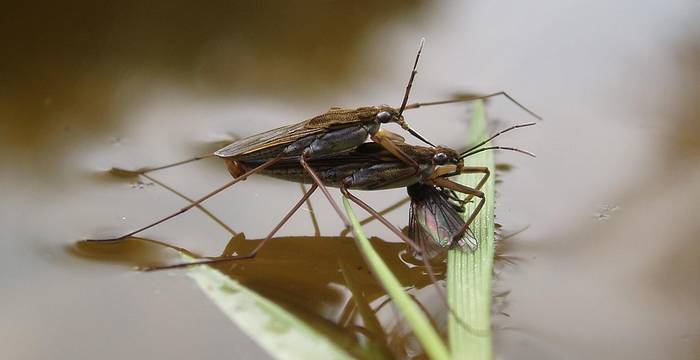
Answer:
[187,260,354,360]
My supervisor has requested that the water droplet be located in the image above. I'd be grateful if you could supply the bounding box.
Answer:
[594,204,620,221]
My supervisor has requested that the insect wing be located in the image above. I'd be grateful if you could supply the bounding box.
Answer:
[409,197,450,260]
[214,120,324,158]
[408,185,478,260]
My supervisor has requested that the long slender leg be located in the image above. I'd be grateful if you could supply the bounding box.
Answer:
[407,293,441,333]
[299,153,352,228]
[86,236,201,258]
[412,239,479,332]
[417,248,451,322]
[246,183,318,257]
[429,178,485,241]
[339,185,421,254]
[337,259,387,344]
[111,153,216,175]
[403,91,542,121]
[429,165,489,209]
[141,153,216,173]
[453,166,490,205]
[340,185,469,329]
[88,155,283,241]
[299,183,321,237]
[141,184,319,271]
[339,197,410,237]
[370,131,420,170]
[141,173,237,237]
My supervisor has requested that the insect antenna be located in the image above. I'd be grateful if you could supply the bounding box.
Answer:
[461,146,536,159]
[460,122,536,157]
[398,38,424,117]
[405,126,435,147]
[396,38,436,147]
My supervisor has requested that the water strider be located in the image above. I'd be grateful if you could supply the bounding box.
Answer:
[88,118,535,340]
[88,38,541,245]
[144,122,535,271]
[112,124,536,337]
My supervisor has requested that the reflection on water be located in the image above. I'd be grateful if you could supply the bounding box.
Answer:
[75,160,454,358]
[70,232,443,359]
[71,237,197,269]
[73,159,447,358]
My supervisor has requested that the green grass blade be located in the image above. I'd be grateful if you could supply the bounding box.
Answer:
[186,262,354,360]
[343,198,451,360]
[448,100,496,359]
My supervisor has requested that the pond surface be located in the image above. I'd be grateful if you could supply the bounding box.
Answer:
[2,1,699,359]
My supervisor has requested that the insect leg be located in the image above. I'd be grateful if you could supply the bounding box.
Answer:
[140,183,319,271]
[299,153,352,228]
[340,184,473,330]
[111,153,217,176]
[87,155,283,242]
[245,183,318,257]
[339,184,421,254]
[405,266,476,333]
[453,166,490,205]
[338,197,410,237]
[428,177,485,241]
[403,91,542,121]
[370,130,420,171]
[299,183,321,237]
[140,173,238,237]
[337,260,389,350]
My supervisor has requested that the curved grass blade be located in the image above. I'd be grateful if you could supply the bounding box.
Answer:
[343,198,451,360]
[186,260,354,360]
[448,100,496,358]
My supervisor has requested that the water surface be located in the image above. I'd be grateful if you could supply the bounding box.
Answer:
[2,1,699,359]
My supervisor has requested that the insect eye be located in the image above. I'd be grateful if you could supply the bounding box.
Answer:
[376,111,392,123]
[433,152,449,165]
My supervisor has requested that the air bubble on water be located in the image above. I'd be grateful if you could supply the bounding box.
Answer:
[594,204,620,221]
[129,180,154,189]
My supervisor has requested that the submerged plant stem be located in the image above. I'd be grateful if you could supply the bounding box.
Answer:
[448,101,495,359]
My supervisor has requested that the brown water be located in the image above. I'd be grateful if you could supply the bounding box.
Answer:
[2,1,700,359]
